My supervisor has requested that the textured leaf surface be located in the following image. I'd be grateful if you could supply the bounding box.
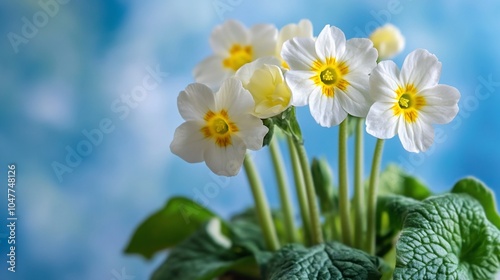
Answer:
[451,177,500,229]
[394,193,500,280]
[265,242,382,280]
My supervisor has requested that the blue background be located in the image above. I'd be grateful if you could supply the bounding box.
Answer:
[1,0,499,279]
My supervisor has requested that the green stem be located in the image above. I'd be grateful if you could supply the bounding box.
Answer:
[243,154,280,251]
[294,139,324,245]
[338,119,352,246]
[269,137,298,243]
[353,118,365,249]
[287,136,312,245]
[365,138,385,254]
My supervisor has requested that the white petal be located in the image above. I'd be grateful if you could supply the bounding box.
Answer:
[250,24,278,58]
[285,70,316,106]
[401,49,442,90]
[369,60,401,102]
[204,136,246,176]
[277,19,313,52]
[210,20,249,56]
[419,85,460,124]
[309,87,347,127]
[216,78,255,116]
[281,37,317,71]
[233,114,268,150]
[170,121,208,163]
[337,72,372,117]
[193,56,232,90]
[178,83,215,121]
[206,218,232,249]
[398,118,434,153]
[315,25,346,61]
[234,56,281,85]
[341,38,378,75]
[366,102,399,139]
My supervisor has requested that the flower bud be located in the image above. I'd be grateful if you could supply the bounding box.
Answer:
[369,24,405,60]
[311,157,336,213]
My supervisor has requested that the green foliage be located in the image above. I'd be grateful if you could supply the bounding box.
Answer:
[311,157,337,214]
[124,197,216,259]
[451,177,500,229]
[265,242,383,280]
[394,193,500,280]
[152,220,259,280]
[272,106,303,143]
[378,164,431,200]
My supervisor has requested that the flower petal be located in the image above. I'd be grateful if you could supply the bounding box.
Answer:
[309,87,347,127]
[419,84,460,124]
[250,24,278,58]
[285,70,316,106]
[204,136,246,176]
[170,121,208,163]
[336,71,372,117]
[178,83,215,121]
[216,78,255,116]
[366,102,399,139]
[401,49,442,90]
[398,117,435,153]
[315,25,346,61]
[234,56,281,86]
[193,56,232,90]
[233,114,268,150]
[210,20,249,56]
[369,60,401,102]
[281,37,317,71]
[277,19,313,53]
[341,38,378,75]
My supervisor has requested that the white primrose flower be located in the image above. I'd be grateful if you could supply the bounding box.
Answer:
[282,25,378,127]
[194,20,278,89]
[170,78,268,176]
[235,57,292,119]
[369,24,405,60]
[276,19,314,68]
[366,49,460,153]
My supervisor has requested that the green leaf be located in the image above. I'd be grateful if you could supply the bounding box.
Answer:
[124,197,216,259]
[152,219,257,280]
[265,242,382,279]
[394,193,500,280]
[451,177,500,229]
[378,164,431,200]
[311,157,337,214]
[262,118,275,147]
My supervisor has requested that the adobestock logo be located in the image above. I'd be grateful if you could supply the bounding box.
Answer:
[7,0,72,54]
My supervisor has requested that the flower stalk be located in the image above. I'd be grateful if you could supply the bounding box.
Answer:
[338,118,352,246]
[243,154,280,251]
[353,118,365,249]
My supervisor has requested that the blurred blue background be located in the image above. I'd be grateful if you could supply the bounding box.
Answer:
[1,0,499,279]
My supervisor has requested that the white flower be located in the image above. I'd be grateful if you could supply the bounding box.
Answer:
[170,78,268,176]
[235,57,291,118]
[276,19,314,68]
[194,20,278,89]
[366,49,460,153]
[282,24,378,127]
[369,24,405,60]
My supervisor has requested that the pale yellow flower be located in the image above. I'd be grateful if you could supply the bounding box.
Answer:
[369,24,405,60]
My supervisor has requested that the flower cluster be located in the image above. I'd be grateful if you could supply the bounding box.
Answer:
[171,19,460,176]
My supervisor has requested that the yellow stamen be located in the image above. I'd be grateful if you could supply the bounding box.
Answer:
[222,44,253,71]
[310,57,349,97]
[392,84,426,123]
[201,110,238,147]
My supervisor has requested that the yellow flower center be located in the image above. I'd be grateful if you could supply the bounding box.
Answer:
[310,57,349,97]
[223,44,253,71]
[392,84,426,123]
[201,110,238,147]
